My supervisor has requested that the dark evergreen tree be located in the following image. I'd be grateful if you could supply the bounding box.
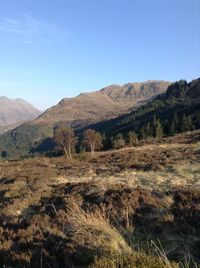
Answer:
[155,119,164,138]
[187,115,195,131]
[152,115,164,138]
[180,114,195,132]
[140,126,147,140]
[145,122,153,137]
[152,115,157,137]
[170,111,179,135]
[170,119,176,136]
[164,119,171,136]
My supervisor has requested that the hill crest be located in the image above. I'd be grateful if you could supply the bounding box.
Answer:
[35,80,170,125]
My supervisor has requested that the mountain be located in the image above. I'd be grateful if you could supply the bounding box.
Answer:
[0,96,41,134]
[35,81,170,125]
[0,81,170,158]
[89,78,200,140]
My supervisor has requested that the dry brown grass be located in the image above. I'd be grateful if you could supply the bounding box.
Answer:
[0,131,199,267]
[65,201,132,257]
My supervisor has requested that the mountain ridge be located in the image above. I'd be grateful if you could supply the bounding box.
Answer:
[34,80,170,125]
[88,78,200,139]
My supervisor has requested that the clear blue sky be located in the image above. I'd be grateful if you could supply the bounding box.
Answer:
[0,0,199,110]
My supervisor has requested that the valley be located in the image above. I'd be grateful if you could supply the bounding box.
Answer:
[0,1,198,267]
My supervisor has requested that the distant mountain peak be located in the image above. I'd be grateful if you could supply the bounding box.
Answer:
[0,96,10,100]
[0,96,41,133]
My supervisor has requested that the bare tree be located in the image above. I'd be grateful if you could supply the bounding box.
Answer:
[83,129,102,155]
[54,127,77,159]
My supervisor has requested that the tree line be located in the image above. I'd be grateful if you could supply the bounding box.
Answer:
[139,112,195,140]
[53,111,196,159]
[0,110,197,160]
[91,79,199,143]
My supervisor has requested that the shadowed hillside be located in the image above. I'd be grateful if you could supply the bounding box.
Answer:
[88,78,200,139]
[0,81,170,159]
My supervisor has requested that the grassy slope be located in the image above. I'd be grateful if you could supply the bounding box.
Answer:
[0,131,200,267]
